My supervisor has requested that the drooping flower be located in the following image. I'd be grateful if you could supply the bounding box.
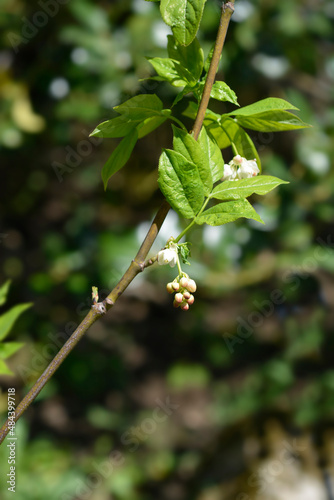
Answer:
[222,162,238,181]
[157,247,178,267]
[223,155,260,181]
[237,157,260,179]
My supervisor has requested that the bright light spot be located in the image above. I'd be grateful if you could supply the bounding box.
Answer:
[249,204,278,231]
[158,211,182,243]
[235,227,251,244]
[136,221,151,245]
[100,84,120,109]
[71,47,89,65]
[252,54,289,79]
[133,0,153,14]
[114,51,132,70]
[325,56,334,79]
[0,50,13,70]
[2,128,22,148]
[232,0,254,22]
[225,244,242,261]
[49,77,70,100]
[152,21,172,48]
[306,151,330,175]
[203,225,222,248]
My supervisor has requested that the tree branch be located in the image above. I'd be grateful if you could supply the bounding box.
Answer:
[192,1,235,140]
[0,1,234,446]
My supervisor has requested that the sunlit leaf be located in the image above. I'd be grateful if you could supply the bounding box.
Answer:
[158,149,204,218]
[196,199,264,226]
[167,35,204,80]
[90,115,139,138]
[114,94,164,119]
[198,127,225,183]
[210,81,238,106]
[228,98,299,116]
[148,57,196,87]
[233,110,311,132]
[0,358,14,376]
[0,342,24,360]
[137,115,169,139]
[0,303,32,342]
[0,280,11,307]
[102,129,138,189]
[172,125,212,195]
[160,0,207,46]
[211,175,289,201]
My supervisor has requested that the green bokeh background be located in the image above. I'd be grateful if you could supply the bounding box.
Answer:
[0,0,334,499]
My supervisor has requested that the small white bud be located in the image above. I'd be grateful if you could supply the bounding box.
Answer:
[157,248,178,267]
[187,294,195,305]
[187,279,197,293]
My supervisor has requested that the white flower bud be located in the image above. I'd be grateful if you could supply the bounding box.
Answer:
[166,283,174,294]
[187,279,197,293]
[175,293,183,303]
[181,302,189,311]
[157,248,178,267]
[180,277,189,289]
[187,294,195,305]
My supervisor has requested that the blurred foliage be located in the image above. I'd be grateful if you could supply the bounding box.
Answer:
[0,0,334,499]
[0,280,31,375]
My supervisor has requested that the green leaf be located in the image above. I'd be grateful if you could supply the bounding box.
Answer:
[137,114,169,139]
[0,303,32,342]
[160,0,207,46]
[90,115,139,138]
[0,280,11,307]
[102,129,138,189]
[0,342,24,360]
[172,125,212,195]
[158,149,204,218]
[0,358,14,376]
[211,175,289,201]
[228,98,299,116]
[90,95,165,138]
[233,110,311,132]
[167,35,204,81]
[210,81,238,106]
[114,94,164,119]
[220,117,261,170]
[148,57,196,87]
[196,200,264,226]
[198,127,225,183]
[178,242,191,265]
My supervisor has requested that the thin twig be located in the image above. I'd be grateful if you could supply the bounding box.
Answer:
[0,1,234,446]
[192,1,235,141]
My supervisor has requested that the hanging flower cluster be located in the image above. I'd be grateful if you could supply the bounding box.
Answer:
[223,155,260,181]
[166,275,197,311]
[157,240,196,311]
